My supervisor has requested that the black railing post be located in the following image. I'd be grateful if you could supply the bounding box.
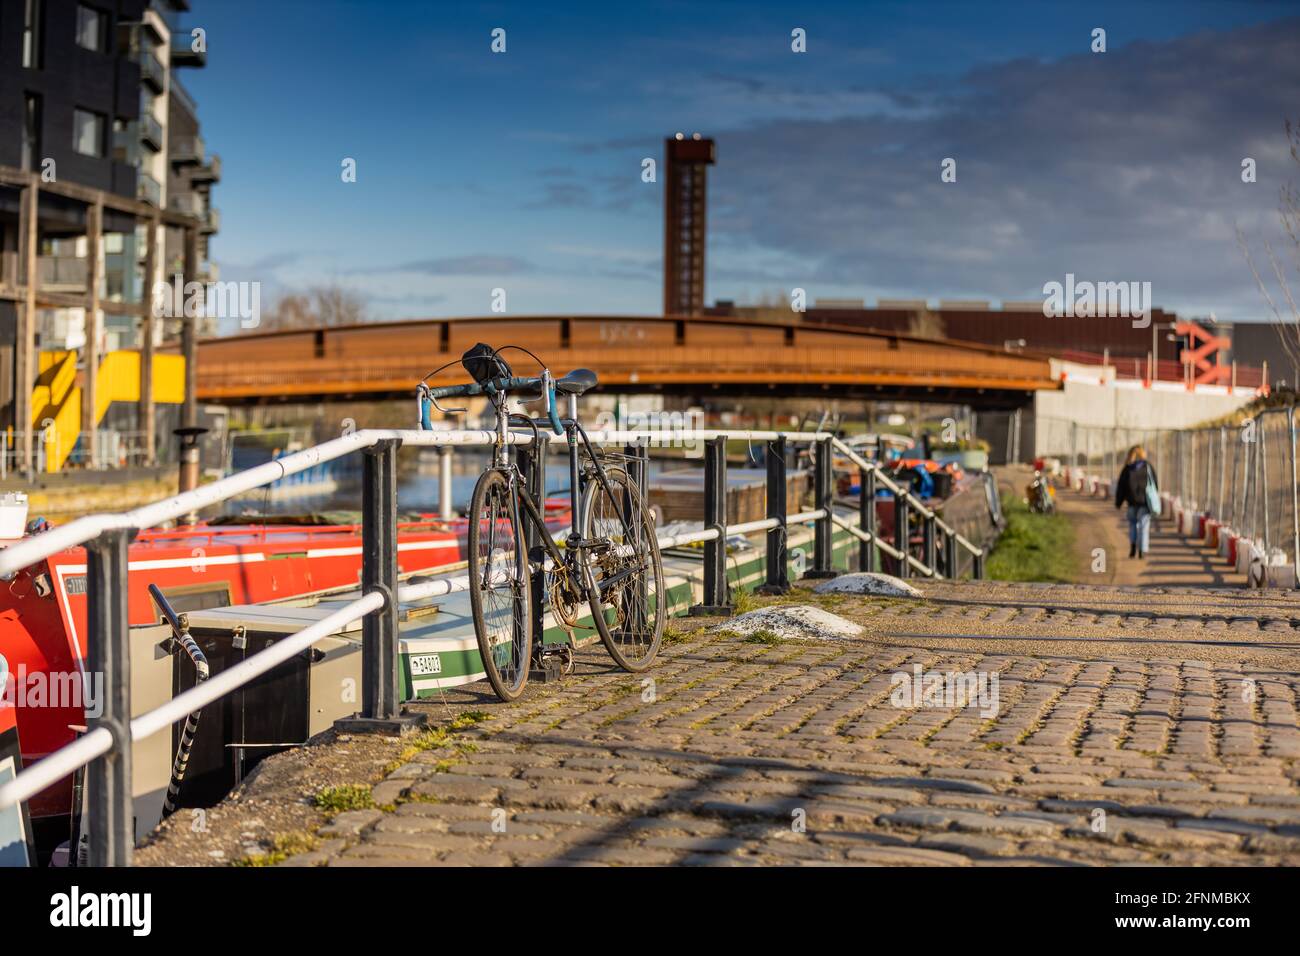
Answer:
[622,437,650,634]
[87,528,133,866]
[860,466,877,572]
[338,439,425,735]
[624,437,648,499]
[894,493,911,578]
[923,513,937,575]
[757,436,790,594]
[524,433,550,653]
[973,548,986,580]
[943,527,958,579]
[691,436,731,615]
[805,436,837,579]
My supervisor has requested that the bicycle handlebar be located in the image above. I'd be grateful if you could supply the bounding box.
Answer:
[420,373,564,435]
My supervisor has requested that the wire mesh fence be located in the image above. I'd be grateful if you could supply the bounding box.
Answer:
[1038,408,1300,566]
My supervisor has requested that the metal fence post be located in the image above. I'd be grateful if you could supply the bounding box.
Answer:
[86,528,133,867]
[1261,415,1271,553]
[1242,429,1253,541]
[1218,425,1227,519]
[805,436,837,579]
[923,513,937,575]
[691,436,732,614]
[623,436,647,499]
[1242,431,1253,541]
[894,492,910,579]
[860,465,877,573]
[1229,431,1241,529]
[943,527,958,579]
[526,433,552,650]
[757,436,790,594]
[1290,406,1298,571]
[1204,428,1213,516]
[972,548,986,580]
[338,439,424,735]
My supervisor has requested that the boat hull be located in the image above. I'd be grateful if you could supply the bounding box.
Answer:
[0,518,484,822]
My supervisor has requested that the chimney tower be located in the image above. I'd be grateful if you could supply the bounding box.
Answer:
[662,134,715,315]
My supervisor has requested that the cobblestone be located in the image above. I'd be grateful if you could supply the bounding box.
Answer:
[136,575,1300,868]
[302,605,1300,866]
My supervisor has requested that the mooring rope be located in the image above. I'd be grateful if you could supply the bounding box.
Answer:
[161,628,209,817]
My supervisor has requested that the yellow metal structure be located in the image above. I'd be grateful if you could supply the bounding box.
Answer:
[32,350,186,472]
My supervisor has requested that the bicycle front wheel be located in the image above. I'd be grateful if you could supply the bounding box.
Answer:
[581,466,665,672]
[467,468,532,701]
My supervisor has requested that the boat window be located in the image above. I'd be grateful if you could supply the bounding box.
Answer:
[149,582,233,617]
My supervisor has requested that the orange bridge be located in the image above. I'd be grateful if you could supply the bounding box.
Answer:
[195,315,1060,408]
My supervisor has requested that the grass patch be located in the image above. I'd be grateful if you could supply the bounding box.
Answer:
[381,710,494,776]
[986,493,1079,583]
[313,784,375,814]
[731,587,761,615]
[235,830,320,867]
[662,624,697,645]
[448,711,491,730]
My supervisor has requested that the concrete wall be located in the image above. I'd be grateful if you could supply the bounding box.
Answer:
[1033,378,1256,460]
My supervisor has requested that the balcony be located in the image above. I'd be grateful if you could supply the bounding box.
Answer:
[148,0,181,33]
[170,76,198,117]
[191,153,221,184]
[140,114,164,151]
[112,121,141,167]
[38,256,90,293]
[140,49,166,92]
[170,135,205,166]
[137,171,161,206]
[200,207,220,234]
[168,191,203,217]
[171,31,206,68]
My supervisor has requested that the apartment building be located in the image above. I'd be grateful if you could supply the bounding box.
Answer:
[0,0,218,471]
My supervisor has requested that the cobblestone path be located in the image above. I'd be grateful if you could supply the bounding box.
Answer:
[134,578,1300,867]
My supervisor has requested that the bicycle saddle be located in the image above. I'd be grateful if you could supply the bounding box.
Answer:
[555,368,598,395]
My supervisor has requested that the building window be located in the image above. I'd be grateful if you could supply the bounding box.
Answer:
[73,108,105,157]
[22,0,44,68]
[75,4,107,53]
[21,94,42,171]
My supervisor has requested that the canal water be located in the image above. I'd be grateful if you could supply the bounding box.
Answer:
[215,449,680,518]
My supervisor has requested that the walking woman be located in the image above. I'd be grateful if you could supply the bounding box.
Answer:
[1114,445,1159,559]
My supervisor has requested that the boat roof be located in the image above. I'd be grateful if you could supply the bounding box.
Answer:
[843,432,916,448]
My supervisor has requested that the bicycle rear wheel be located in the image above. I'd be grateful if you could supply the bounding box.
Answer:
[581,466,664,671]
[467,468,532,701]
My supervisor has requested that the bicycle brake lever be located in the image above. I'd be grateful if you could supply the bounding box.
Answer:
[544,371,563,435]
[431,394,468,416]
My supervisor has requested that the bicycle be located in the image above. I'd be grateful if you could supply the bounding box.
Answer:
[418,344,665,701]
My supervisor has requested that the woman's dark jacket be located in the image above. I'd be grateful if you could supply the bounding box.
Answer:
[1115,459,1158,509]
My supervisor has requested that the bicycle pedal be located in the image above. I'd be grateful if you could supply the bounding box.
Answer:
[529,657,565,683]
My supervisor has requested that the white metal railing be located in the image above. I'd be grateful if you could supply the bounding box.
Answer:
[0,429,830,819]
[0,425,978,861]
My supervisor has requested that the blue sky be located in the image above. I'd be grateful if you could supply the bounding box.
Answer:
[180,0,1300,328]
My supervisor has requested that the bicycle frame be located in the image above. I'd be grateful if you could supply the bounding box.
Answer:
[487,390,643,600]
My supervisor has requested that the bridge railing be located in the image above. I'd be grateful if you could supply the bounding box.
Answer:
[0,425,982,865]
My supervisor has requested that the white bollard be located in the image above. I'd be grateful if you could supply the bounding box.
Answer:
[1235,539,1256,575]
[1266,564,1297,588]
